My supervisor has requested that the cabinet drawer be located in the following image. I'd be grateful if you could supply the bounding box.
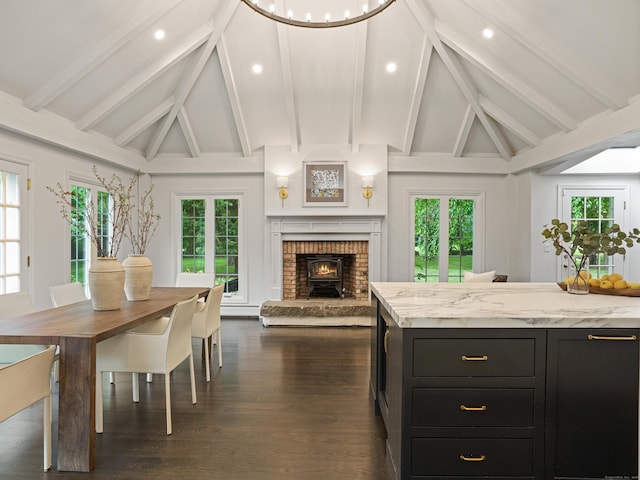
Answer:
[412,388,534,427]
[413,338,535,377]
[412,438,533,477]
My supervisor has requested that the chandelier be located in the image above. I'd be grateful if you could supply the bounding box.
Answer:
[239,0,396,28]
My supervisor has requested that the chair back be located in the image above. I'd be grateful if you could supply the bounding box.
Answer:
[205,283,225,331]
[175,273,216,288]
[0,292,45,364]
[165,295,198,371]
[0,345,56,422]
[49,282,87,307]
[0,292,35,319]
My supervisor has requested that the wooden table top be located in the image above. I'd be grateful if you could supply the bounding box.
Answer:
[0,287,209,345]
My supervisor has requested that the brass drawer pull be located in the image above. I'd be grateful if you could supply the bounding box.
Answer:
[461,355,488,361]
[460,454,486,462]
[460,404,487,411]
[587,334,637,341]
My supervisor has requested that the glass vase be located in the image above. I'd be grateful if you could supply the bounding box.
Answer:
[567,258,590,295]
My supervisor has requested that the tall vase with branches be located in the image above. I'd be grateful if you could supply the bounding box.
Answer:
[48,166,137,310]
[122,178,161,301]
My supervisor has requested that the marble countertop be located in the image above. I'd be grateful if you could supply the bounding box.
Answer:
[370,282,640,329]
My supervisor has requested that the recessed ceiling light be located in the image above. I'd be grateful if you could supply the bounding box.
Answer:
[154,29,166,40]
[252,64,263,74]
[386,62,397,74]
[482,28,494,39]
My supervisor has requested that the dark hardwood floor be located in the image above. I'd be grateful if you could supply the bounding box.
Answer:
[0,319,393,479]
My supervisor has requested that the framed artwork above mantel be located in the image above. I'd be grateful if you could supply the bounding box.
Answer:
[303,161,347,207]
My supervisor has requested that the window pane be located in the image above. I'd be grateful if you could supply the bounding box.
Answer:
[414,198,440,282]
[214,199,240,295]
[570,195,615,278]
[181,199,206,273]
[448,199,474,282]
[5,173,19,205]
[5,207,19,239]
[6,242,19,273]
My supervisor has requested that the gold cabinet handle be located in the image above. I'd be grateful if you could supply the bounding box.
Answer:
[460,454,486,462]
[461,355,488,361]
[460,404,487,411]
[588,334,637,341]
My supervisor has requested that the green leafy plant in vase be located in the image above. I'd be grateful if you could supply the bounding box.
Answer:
[541,219,640,294]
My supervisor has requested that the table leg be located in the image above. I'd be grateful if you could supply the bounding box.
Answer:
[56,337,96,472]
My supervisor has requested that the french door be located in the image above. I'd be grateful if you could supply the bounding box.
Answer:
[560,186,627,280]
[0,160,28,294]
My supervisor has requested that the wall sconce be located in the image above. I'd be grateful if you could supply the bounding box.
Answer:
[276,176,288,207]
[361,176,374,207]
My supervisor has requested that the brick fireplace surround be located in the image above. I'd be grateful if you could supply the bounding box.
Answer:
[282,240,369,300]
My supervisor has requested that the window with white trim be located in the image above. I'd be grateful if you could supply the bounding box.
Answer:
[0,160,28,294]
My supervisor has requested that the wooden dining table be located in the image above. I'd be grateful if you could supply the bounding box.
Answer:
[0,286,209,472]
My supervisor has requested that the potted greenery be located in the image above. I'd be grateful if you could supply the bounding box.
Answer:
[541,218,640,294]
[48,166,136,310]
[122,178,161,301]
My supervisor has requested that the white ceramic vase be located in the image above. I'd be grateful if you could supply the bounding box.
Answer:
[88,257,125,310]
[123,254,153,301]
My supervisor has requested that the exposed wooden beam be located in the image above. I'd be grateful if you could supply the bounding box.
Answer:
[217,34,251,156]
[275,2,300,154]
[509,96,640,174]
[402,34,432,156]
[350,22,368,153]
[177,107,201,158]
[115,97,174,146]
[479,95,541,146]
[406,0,512,161]
[0,91,143,169]
[76,21,215,131]
[435,20,577,131]
[145,0,238,160]
[453,104,474,157]
[144,155,263,174]
[389,153,508,174]
[463,0,627,110]
[24,0,181,111]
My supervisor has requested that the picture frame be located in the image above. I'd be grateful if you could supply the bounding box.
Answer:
[303,161,347,206]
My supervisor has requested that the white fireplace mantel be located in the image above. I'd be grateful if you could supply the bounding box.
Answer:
[267,216,384,300]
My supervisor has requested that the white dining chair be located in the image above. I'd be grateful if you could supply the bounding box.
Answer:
[0,292,46,364]
[191,283,224,381]
[49,282,87,307]
[0,345,57,471]
[95,295,198,435]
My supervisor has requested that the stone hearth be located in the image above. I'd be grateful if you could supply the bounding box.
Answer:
[260,299,374,327]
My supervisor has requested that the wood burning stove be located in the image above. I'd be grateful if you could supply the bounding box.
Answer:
[307,255,343,298]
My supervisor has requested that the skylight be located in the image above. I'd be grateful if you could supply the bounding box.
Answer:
[561,147,640,174]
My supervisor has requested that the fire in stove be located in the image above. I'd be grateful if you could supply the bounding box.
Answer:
[307,255,343,298]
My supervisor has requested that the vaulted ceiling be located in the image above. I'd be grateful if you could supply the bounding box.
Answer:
[0,0,638,174]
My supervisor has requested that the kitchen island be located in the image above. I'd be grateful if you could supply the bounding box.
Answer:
[370,282,640,480]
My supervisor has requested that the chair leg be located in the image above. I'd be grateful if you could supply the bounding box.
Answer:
[96,372,104,433]
[216,329,223,367]
[146,373,153,383]
[204,336,211,382]
[109,371,115,384]
[43,395,51,471]
[165,373,172,436]
[189,354,197,405]
[132,373,139,403]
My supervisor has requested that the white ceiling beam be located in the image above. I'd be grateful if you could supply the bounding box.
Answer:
[115,97,174,146]
[406,0,512,161]
[217,34,251,156]
[435,20,577,132]
[144,155,263,175]
[350,22,368,154]
[145,0,238,160]
[389,153,508,174]
[0,91,143,169]
[479,95,541,146]
[402,34,432,156]
[76,20,215,131]
[453,104,474,157]
[177,107,200,158]
[509,96,640,174]
[463,0,627,110]
[24,0,181,111]
[275,5,300,154]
